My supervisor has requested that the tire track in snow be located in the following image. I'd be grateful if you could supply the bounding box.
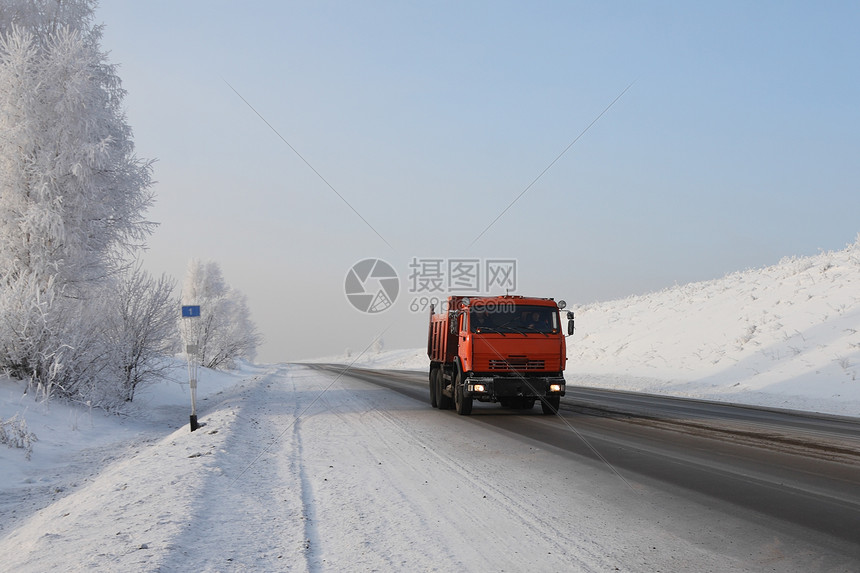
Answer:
[153,365,312,571]
[305,366,614,571]
[363,404,610,570]
[285,367,322,572]
[275,378,454,569]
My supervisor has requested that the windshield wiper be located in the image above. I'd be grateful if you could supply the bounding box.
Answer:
[522,324,550,336]
[475,327,505,336]
[496,321,528,336]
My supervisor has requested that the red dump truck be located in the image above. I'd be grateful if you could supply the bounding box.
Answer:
[427,295,573,415]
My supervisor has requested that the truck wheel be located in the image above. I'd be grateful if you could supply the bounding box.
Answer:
[429,368,438,408]
[524,398,536,410]
[454,374,473,416]
[541,395,560,415]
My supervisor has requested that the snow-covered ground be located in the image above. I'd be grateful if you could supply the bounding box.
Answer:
[343,236,860,418]
[4,362,849,572]
[1,238,859,571]
[0,361,300,571]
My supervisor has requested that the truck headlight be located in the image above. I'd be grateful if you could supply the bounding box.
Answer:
[470,384,486,393]
[549,384,562,393]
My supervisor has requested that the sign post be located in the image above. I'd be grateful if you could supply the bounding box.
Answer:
[181,305,201,431]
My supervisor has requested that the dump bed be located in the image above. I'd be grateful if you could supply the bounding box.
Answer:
[427,301,460,363]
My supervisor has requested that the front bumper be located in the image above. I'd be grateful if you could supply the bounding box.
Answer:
[463,374,566,400]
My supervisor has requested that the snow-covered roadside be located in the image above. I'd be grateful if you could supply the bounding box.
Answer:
[0,363,826,571]
[0,360,270,569]
[333,237,860,418]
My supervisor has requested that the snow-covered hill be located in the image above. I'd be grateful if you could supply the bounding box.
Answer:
[567,235,860,416]
[345,235,860,417]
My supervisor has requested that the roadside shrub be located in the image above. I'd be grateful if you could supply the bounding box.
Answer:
[0,414,38,460]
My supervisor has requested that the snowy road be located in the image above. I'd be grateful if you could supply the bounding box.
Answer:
[315,365,860,569]
[2,363,859,571]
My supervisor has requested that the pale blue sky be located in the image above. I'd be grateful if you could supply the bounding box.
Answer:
[98,1,860,362]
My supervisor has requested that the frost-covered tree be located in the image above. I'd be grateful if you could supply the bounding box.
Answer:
[0,26,154,289]
[0,0,100,45]
[0,0,156,398]
[102,266,179,402]
[0,271,61,387]
[180,260,228,368]
[181,260,262,369]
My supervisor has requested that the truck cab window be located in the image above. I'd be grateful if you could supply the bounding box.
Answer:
[469,305,558,334]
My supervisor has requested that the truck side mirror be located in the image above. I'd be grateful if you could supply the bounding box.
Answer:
[567,311,575,335]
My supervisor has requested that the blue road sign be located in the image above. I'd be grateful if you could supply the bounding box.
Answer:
[181,305,201,317]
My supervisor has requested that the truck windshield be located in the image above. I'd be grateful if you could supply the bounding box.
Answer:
[470,305,558,334]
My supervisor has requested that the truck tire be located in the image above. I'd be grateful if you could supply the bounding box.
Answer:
[454,373,473,416]
[429,367,438,408]
[541,395,560,415]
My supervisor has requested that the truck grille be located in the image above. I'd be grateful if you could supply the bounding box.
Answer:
[488,358,545,371]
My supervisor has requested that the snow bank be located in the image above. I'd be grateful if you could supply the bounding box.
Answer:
[0,359,267,517]
[336,236,860,417]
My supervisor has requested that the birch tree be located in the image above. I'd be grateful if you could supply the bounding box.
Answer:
[0,1,156,399]
[181,260,262,369]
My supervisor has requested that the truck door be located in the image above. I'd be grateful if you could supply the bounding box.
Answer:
[459,311,472,373]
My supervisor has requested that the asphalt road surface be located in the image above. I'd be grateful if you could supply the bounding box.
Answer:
[307,364,860,567]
